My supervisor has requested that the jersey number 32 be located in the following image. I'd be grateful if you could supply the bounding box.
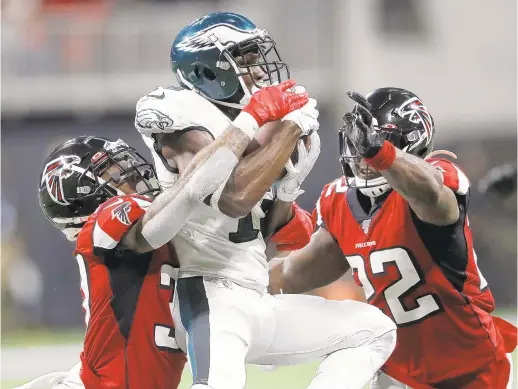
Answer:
[348,247,442,326]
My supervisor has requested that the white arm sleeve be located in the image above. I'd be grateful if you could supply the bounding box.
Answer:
[140,147,239,249]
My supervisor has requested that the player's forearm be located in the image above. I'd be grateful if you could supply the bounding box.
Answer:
[379,147,459,224]
[218,121,301,218]
[180,125,251,176]
[269,255,335,295]
[133,125,256,250]
[381,148,446,207]
[264,199,294,239]
[268,229,348,294]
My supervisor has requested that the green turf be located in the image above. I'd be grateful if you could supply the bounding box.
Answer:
[1,327,84,347]
[3,355,517,389]
[1,363,319,389]
[2,309,516,388]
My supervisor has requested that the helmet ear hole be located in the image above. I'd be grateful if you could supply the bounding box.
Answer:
[193,64,201,79]
[202,67,217,81]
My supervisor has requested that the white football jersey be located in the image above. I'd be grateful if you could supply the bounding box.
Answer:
[135,85,272,291]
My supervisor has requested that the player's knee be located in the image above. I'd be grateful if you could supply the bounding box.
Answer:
[366,304,397,336]
[364,305,397,360]
[378,325,397,358]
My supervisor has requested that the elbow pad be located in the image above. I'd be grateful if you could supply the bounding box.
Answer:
[271,203,313,251]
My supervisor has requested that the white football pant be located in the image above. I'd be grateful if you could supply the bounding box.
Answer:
[13,362,83,389]
[173,276,397,389]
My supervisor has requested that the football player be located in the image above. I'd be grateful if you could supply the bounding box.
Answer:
[135,12,398,389]
[270,88,518,389]
[21,78,311,389]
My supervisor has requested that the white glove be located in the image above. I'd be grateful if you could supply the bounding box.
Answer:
[281,86,319,136]
[276,132,321,202]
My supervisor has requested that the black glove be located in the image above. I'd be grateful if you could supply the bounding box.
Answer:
[342,91,386,158]
[478,163,517,198]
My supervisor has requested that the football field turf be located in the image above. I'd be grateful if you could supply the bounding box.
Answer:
[2,310,517,389]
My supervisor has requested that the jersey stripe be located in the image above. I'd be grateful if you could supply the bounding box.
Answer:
[315,196,323,227]
[92,222,118,250]
[453,164,470,195]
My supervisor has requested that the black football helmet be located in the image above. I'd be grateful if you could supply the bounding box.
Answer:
[39,136,160,241]
[339,87,435,197]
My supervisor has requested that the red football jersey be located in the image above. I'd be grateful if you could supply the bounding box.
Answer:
[74,194,186,389]
[315,158,516,387]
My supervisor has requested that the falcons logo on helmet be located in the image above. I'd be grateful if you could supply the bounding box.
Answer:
[41,155,81,205]
[111,201,132,225]
[397,97,434,147]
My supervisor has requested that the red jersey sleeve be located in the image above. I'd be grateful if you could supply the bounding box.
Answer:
[270,202,313,251]
[428,158,470,206]
[92,194,152,250]
[313,176,348,233]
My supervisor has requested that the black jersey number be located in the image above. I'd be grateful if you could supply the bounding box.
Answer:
[228,198,273,243]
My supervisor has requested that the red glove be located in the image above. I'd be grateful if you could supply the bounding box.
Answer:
[242,79,309,128]
[271,203,313,251]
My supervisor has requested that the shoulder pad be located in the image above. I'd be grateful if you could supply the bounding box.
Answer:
[135,86,230,138]
[92,194,152,250]
[428,158,470,195]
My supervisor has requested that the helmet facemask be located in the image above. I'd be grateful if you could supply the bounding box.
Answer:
[224,31,288,87]
[76,139,161,202]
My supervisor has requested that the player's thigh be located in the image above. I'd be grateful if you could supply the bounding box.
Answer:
[369,372,408,389]
[173,276,252,389]
[251,294,396,366]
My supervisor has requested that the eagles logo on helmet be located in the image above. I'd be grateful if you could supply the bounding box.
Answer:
[171,12,289,108]
[40,155,81,206]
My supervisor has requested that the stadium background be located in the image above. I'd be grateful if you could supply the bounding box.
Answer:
[1,0,516,387]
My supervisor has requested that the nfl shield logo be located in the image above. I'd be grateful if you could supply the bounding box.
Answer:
[361,219,371,235]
